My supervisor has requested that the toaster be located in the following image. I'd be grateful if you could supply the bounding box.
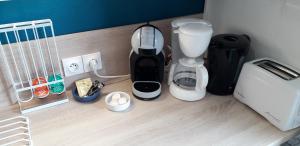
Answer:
[234,58,300,131]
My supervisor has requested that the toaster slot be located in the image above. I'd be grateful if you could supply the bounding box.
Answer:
[254,60,299,80]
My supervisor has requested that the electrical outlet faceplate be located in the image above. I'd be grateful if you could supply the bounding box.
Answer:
[62,56,84,77]
[82,52,102,72]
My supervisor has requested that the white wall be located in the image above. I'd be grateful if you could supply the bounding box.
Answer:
[204,0,300,69]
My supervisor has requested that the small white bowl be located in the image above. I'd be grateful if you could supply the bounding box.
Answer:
[105,92,131,112]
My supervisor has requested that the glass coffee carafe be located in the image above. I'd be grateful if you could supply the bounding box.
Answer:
[173,63,197,90]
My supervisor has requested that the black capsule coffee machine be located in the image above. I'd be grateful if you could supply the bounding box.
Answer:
[130,24,165,100]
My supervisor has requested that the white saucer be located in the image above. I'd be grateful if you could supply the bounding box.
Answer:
[105,92,131,112]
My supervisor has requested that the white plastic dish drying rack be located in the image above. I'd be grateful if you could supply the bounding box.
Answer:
[0,19,68,114]
[0,116,32,146]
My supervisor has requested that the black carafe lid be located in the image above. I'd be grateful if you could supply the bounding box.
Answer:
[210,34,250,55]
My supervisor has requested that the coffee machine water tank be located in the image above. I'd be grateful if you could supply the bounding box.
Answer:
[207,34,250,95]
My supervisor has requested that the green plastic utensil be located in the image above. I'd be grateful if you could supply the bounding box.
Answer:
[48,74,65,94]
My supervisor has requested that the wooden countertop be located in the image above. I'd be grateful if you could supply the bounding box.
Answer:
[22,79,299,146]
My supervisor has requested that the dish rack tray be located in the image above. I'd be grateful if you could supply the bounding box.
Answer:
[0,19,68,114]
[0,116,32,146]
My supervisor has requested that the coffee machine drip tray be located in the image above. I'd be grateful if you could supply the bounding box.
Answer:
[173,71,196,90]
[132,81,161,101]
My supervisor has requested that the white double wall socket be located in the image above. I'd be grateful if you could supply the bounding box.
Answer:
[62,52,102,77]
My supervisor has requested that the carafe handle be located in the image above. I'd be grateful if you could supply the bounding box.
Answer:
[196,65,208,91]
[168,64,176,85]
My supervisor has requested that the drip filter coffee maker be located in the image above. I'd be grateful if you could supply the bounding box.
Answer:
[168,18,213,101]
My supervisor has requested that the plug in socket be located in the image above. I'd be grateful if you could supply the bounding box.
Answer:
[82,52,102,72]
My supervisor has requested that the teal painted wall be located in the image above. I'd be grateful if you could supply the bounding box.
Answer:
[0,0,204,36]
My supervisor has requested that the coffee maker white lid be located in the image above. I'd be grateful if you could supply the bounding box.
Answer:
[171,18,211,28]
[178,23,213,36]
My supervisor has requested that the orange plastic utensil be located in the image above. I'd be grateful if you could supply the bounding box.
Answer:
[32,77,49,98]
